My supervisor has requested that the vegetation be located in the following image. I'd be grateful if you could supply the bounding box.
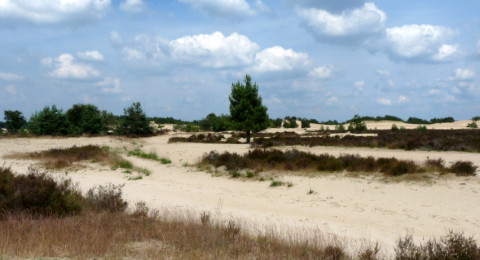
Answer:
[128,149,172,164]
[348,114,367,132]
[229,74,269,143]
[66,104,104,135]
[4,110,26,134]
[200,149,477,177]
[28,105,69,136]
[198,113,232,132]
[253,130,480,152]
[117,102,154,136]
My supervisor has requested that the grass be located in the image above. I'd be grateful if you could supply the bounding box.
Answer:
[200,149,478,178]
[128,148,172,164]
[2,166,479,259]
[5,145,153,178]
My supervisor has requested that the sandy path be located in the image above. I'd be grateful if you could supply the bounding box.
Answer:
[1,135,480,254]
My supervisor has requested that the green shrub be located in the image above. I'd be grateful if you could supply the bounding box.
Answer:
[391,124,399,131]
[66,104,104,135]
[117,102,154,136]
[0,167,83,217]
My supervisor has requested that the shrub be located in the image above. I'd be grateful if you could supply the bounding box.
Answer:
[84,184,128,213]
[348,114,367,132]
[0,167,83,217]
[391,124,399,131]
[395,232,480,260]
[449,161,477,176]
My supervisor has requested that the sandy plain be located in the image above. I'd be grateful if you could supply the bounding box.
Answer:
[1,121,479,254]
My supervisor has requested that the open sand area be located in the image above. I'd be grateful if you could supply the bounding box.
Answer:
[1,123,480,254]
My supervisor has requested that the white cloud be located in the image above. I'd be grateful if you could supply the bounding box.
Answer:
[454,68,476,80]
[0,72,23,81]
[298,3,386,38]
[377,98,391,105]
[385,24,457,61]
[432,44,458,62]
[354,81,365,91]
[326,96,338,105]
[178,0,255,18]
[122,47,147,61]
[77,50,104,61]
[170,31,259,68]
[290,0,365,13]
[120,0,145,13]
[41,57,54,66]
[252,46,310,73]
[96,77,122,93]
[0,0,111,26]
[309,65,335,79]
[49,54,101,80]
[376,70,390,76]
[398,95,409,103]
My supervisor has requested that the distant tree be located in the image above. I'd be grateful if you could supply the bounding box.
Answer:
[301,119,311,128]
[100,110,119,133]
[199,113,231,132]
[269,118,283,128]
[472,116,480,121]
[29,105,69,136]
[117,102,153,136]
[336,124,345,132]
[348,114,367,132]
[283,116,298,128]
[430,117,455,124]
[229,75,269,143]
[407,117,430,125]
[66,104,104,135]
[4,110,26,134]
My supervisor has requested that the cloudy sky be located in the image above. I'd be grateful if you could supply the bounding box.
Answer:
[1,0,479,121]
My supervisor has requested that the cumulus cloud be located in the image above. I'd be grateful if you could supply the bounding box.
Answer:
[122,47,147,61]
[309,65,335,79]
[96,77,122,93]
[77,50,104,61]
[454,68,476,80]
[398,95,409,103]
[178,0,255,18]
[377,98,391,105]
[298,3,386,41]
[385,24,458,62]
[170,31,259,68]
[326,96,338,105]
[252,46,310,73]
[354,81,365,91]
[290,0,365,13]
[49,54,101,80]
[0,0,111,27]
[0,72,24,81]
[120,0,145,13]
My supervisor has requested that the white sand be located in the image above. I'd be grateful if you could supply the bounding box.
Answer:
[1,125,479,254]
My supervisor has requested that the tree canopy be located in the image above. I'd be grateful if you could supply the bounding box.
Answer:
[117,102,154,136]
[229,75,269,143]
[4,110,26,134]
[66,104,104,135]
[29,105,69,136]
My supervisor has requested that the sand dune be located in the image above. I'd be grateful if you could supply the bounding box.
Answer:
[1,132,479,253]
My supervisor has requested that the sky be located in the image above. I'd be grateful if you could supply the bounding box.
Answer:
[0,0,479,121]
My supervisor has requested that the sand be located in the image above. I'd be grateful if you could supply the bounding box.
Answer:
[1,122,479,254]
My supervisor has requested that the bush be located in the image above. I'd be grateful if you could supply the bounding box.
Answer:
[348,114,367,132]
[0,167,83,217]
[85,184,128,213]
[449,161,477,176]
[395,232,480,260]
[391,124,399,131]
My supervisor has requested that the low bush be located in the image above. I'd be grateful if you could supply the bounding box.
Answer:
[128,149,172,164]
[200,149,476,177]
[449,161,478,176]
[395,231,480,260]
[85,184,128,213]
[0,167,83,217]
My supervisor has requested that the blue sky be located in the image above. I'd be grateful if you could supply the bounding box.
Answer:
[0,0,479,121]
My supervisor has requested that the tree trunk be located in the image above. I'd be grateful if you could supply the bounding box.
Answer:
[246,130,251,144]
